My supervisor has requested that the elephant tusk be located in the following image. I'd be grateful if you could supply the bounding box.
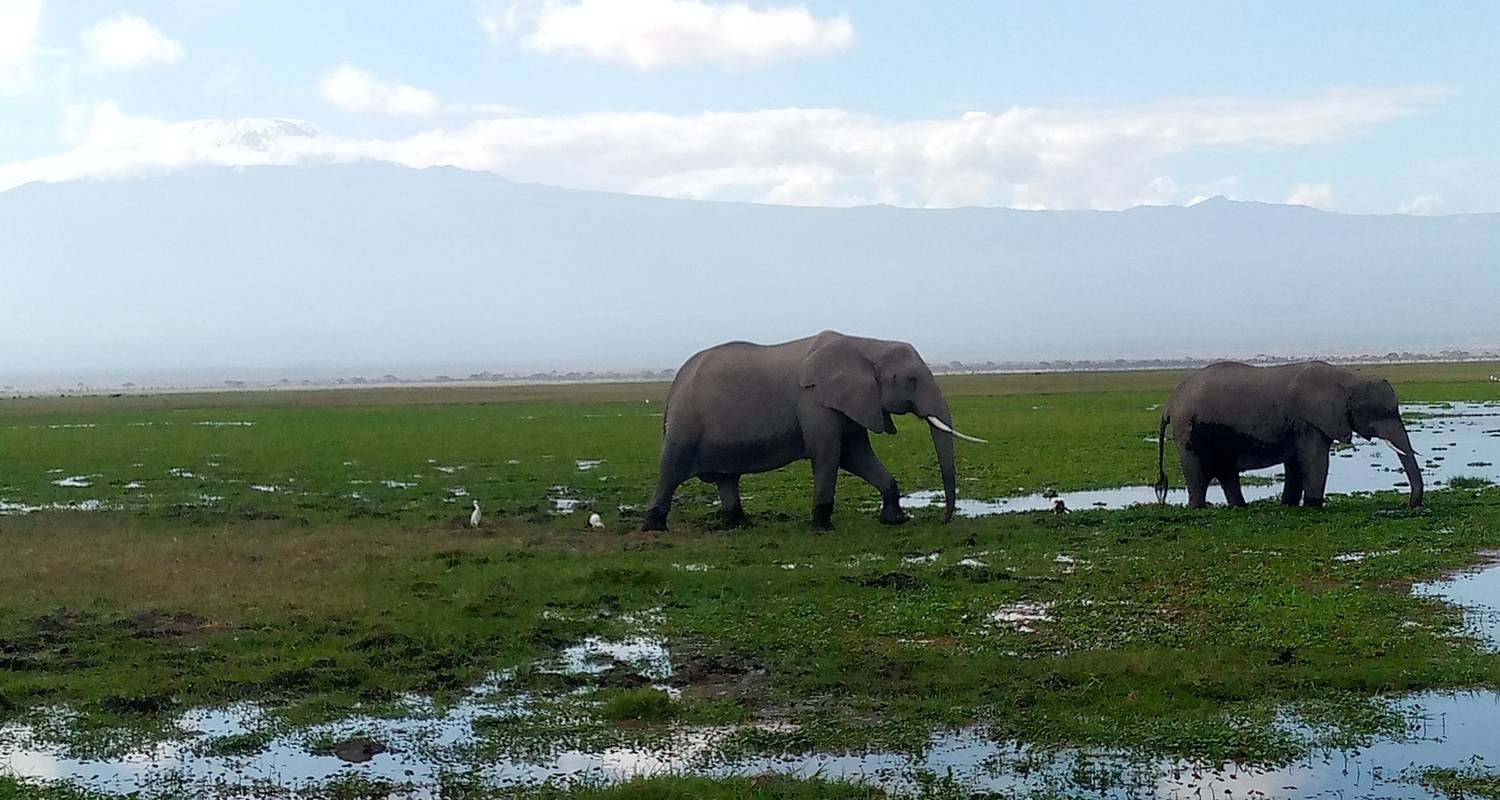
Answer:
[1381,438,1408,458]
[927,416,988,444]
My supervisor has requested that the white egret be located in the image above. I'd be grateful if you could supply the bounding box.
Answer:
[469,500,482,528]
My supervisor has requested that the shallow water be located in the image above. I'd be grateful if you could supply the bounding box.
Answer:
[6,563,1500,798]
[907,402,1500,515]
[1414,553,1500,650]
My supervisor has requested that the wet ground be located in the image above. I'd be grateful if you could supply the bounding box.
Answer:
[5,558,1500,799]
[4,401,1499,797]
[906,402,1500,515]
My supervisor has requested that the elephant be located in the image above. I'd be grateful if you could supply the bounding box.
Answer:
[1154,361,1423,509]
[641,330,985,531]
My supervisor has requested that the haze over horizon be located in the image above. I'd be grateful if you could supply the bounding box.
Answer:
[3,163,1498,388]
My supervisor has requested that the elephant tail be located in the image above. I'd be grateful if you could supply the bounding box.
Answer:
[1154,412,1169,504]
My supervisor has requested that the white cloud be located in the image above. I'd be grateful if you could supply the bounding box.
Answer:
[0,0,43,92]
[1397,193,1446,215]
[320,64,441,116]
[0,88,1443,211]
[82,13,183,69]
[1285,182,1333,209]
[479,0,855,70]
[0,102,323,190]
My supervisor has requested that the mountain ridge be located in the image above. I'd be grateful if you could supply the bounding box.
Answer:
[10,164,1498,219]
[2,162,1495,378]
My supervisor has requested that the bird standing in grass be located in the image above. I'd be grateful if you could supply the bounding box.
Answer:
[469,499,482,528]
[588,512,605,530]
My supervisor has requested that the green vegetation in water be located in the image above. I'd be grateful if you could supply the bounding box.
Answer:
[602,688,678,723]
[1415,765,1500,799]
[0,774,993,800]
[1451,475,1497,490]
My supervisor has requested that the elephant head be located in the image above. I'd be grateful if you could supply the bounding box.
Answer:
[799,332,984,522]
[1297,369,1423,507]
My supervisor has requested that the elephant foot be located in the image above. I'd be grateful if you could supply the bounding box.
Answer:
[718,505,749,528]
[641,507,669,532]
[878,485,910,525]
[812,502,835,531]
[879,500,910,526]
[1302,497,1326,509]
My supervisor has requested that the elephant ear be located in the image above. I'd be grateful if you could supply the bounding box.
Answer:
[799,338,894,434]
[1291,372,1354,443]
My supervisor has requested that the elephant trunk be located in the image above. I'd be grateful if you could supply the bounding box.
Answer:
[1372,420,1423,507]
[918,393,959,523]
[1387,425,1424,508]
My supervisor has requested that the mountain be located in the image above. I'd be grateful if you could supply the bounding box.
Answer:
[1,163,1496,381]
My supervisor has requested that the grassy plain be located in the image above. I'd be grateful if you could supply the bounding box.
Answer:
[1,363,1498,798]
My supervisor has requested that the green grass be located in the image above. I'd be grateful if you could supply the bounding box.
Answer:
[6,361,1492,526]
[1,364,1498,796]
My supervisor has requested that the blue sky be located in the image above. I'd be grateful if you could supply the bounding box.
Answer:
[3,1,1498,212]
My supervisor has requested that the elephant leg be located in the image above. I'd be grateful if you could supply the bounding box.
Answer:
[810,443,842,531]
[1180,449,1211,509]
[1297,436,1332,508]
[839,431,908,525]
[1219,470,1247,508]
[1281,459,1305,506]
[643,441,692,531]
[715,475,748,527]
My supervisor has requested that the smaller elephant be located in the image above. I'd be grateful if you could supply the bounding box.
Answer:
[1155,361,1423,508]
[642,330,985,531]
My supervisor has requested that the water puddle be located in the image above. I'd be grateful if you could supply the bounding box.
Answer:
[552,637,673,681]
[988,602,1055,633]
[1334,550,1401,563]
[909,402,1500,515]
[0,499,106,514]
[1414,552,1500,650]
[4,563,1500,797]
[549,485,580,514]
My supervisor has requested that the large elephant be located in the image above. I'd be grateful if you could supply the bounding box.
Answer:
[641,330,984,531]
[1155,361,1423,508]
